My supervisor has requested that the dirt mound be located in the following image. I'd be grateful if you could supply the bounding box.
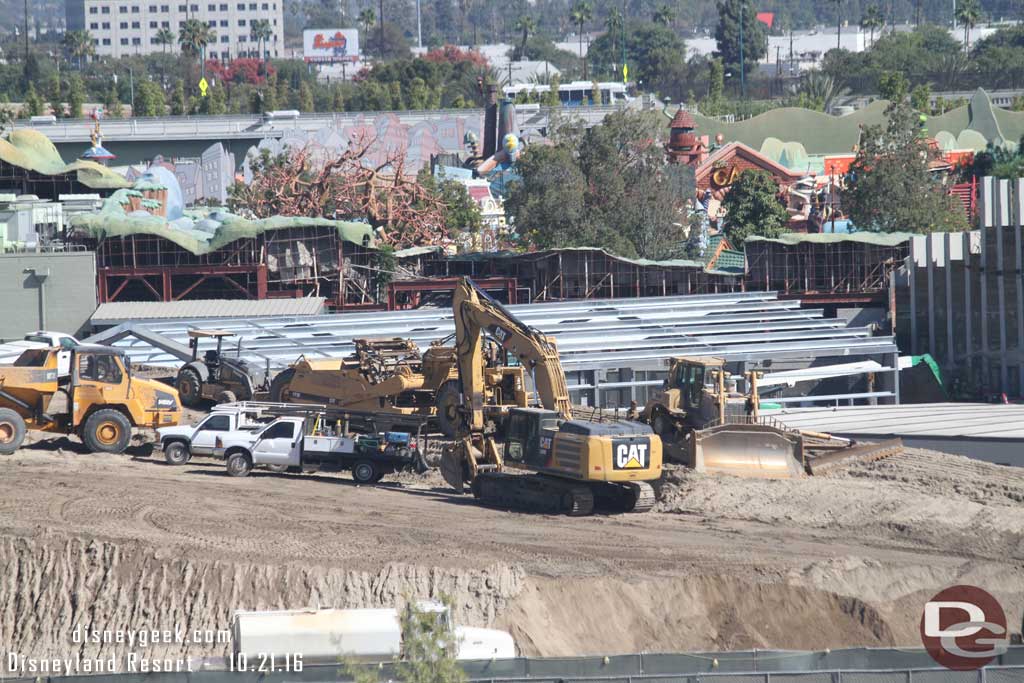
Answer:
[654,449,1024,560]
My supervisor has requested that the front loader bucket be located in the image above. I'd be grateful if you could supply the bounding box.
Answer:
[440,443,467,493]
[690,423,804,478]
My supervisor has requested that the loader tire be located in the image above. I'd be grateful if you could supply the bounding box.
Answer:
[0,408,27,455]
[83,409,132,454]
[651,411,676,439]
[435,380,463,438]
[269,368,296,403]
[177,368,203,408]
[215,390,237,405]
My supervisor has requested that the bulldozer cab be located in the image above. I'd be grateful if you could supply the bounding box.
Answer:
[662,357,727,429]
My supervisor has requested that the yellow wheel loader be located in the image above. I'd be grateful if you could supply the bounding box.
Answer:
[0,345,181,455]
[439,278,662,516]
[641,357,803,478]
[269,338,527,437]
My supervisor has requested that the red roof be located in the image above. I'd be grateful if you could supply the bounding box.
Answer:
[668,109,696,130]
[468,186,492,202]
[756,12,774,27]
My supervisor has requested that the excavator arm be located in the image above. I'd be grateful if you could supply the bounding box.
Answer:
[451,278,573,431]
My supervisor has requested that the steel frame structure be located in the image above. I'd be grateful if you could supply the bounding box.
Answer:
[90,290,901,409]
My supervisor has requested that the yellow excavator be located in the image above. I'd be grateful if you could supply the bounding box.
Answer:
[439,278,663,516]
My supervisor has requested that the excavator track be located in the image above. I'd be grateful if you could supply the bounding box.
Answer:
[625,481,656,513]
[590,480,656,513]
[471,472,595,516]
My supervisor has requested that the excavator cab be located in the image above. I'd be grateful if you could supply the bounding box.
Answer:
[503,407,561,468]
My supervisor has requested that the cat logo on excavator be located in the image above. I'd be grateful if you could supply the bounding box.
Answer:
[614,441,648,469]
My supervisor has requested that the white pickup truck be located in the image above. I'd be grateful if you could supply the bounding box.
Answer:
[0,331,80,376]
[232,600,515,664]
[156,404,272,465]
[217,415,427,484]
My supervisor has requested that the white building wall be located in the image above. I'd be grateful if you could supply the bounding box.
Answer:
[70,0,283,60]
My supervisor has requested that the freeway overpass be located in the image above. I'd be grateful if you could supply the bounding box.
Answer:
[12,105,631,167]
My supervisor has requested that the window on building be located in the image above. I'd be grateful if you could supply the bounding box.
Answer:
[190,3,198,10]
[219,19,227,25]
[102,37,111,44]
[272,18,276,24]
[261,2,267,8]
[90,21,99,28]
[120,37,129,44]
[131,5,140,12]
[160,4,169,9]
[131,20,140,27]
[238,34,246,41]
[102,21,110,27]
[89,6,98,13]
[93,38,99,44]
[150,36,158,43]
[161,19,169,26]
[119,4,128,11]
[207,19,215,26]
[207,3,215,9]
[149,20,157,26]
[248,2,256,8]
[219,34,228,41]
[119,20,128,27]
[178,3,186,10]
[208,50,217,58]
[101,5,110,12]
[219,2,226,8]
[149,4,157,10]
[132,36,141,44]
[236,2,243,8]
[238,18,245,25]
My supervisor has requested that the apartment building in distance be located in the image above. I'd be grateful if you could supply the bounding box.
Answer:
[66,0,283,60]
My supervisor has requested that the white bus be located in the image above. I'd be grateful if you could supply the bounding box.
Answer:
[503,80,632,106]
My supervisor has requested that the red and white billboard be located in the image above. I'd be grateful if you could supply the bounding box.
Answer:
[303,29,360,63]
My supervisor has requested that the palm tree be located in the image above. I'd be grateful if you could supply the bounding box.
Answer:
[605,8,622,72]
[653,4,674,27]
[955,0,981,54]
[832,0,842,51]
[570,0,592,79]
[250,18,272,62]
[155,27,175,53]
[179,18,216,79]
[797,71,850,112]
[63,30,94,69]
[860,4,884,47]
[359,7,376,33]
[514,15,536,60]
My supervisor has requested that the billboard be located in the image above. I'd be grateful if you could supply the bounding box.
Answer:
[303,29,360,63]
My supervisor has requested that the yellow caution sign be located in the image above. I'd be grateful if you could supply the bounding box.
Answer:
[199,77,209,97]
[622,63,628,84]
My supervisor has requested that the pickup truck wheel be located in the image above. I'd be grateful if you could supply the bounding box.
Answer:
[83,409,132,454]
[352,460,379,485]
[0,408,27,455]
[265,464,288,473]
[177,369,203,408]
[163,441,190,466]
[226,452,253,477]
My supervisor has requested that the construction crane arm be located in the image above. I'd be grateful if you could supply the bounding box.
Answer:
[452,278,573,431]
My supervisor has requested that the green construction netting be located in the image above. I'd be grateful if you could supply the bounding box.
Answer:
[745,231,914,247]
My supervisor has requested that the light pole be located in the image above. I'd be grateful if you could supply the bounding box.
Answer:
[739,0,745,98]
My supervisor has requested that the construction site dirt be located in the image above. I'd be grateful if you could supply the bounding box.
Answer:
[1,439,1021,662]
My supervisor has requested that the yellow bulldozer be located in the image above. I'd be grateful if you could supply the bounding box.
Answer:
[440,278,663,516]
[0,344,182,455]
[268,337,527,437]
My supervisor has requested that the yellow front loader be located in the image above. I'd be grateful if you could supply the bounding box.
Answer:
[0,344,181,455]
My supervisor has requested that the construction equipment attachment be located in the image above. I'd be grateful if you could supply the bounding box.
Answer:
[805,438,904,475]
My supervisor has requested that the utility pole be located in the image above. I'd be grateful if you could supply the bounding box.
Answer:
[789,28,794,77]
[836,0,841,51]
[739,0,745,98]
[416,0,422,49]
[379,0,385,59]
[23,0,29,63]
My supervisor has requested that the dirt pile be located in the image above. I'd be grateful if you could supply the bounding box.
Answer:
[654,448,1024,560]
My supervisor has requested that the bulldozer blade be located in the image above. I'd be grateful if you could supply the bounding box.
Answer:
[807,438,904,476]
[690,423,804,479]
[440,444,466,494]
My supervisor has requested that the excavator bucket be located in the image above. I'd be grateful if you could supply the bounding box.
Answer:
[440,442,468,493]
[689,423,804,479]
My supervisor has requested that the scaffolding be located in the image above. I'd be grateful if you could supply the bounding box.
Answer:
[81,225,378,307]
[421,248,742,303]
[744,235,910,305]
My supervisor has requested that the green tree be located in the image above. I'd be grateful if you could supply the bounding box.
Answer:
[134,80,166,116]
[843,100,968,234]
[23,83,44,117]
[910,83,931,112]
[590,80,601,105]
[544,73,561,106]
[653,3,674,26]
[394,601,467,683]
[200,80,227,114]
[178,18,216,79]
[570,0,593,78]
[417,168,482,236]
[514,15,536,62]
[714,0,767,86]
[359,8,377,37]
[45,73,62,113]
[860,4,884,47]
[720,170,789,246]
[63,30,95,69]
[66,75,86,118]
[878,70,909,101]
[103,83,124,118]
[794,70,848,112]
[250,18,273,64]
[956,0,982,53]
[296,81,314,111]
[707,58,724,105]
[588,21,686,99]
[155,27,176,53]
[171,79,189,115]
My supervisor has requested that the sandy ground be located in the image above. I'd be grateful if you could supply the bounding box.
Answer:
[0,436,1022,660]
